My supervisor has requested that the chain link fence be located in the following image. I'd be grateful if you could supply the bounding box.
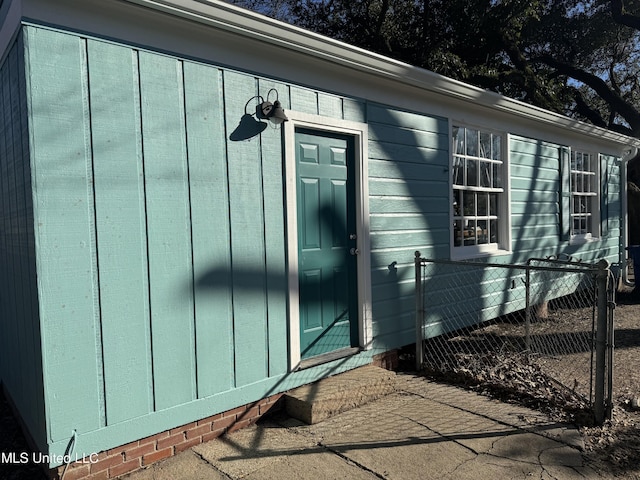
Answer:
[414,252,615,424]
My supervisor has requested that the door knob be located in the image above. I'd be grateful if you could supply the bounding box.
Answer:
[350,248,360,256]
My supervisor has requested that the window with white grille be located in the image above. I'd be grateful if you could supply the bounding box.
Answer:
[452,126,507,257]
[571,150,599,238]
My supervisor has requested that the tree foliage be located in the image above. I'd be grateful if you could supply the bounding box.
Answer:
[229,0,640,138]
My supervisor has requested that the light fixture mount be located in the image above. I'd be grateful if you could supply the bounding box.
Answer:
[258,88,288,125]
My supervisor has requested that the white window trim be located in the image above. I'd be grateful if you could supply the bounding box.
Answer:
[283,111,372,371]
[569,149,601,244]
[449,124,512,260]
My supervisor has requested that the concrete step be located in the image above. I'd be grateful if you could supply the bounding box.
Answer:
[284,365,397,424]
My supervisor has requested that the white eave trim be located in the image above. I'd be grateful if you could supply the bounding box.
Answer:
[112,0,640,149]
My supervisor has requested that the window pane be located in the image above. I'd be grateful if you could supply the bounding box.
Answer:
[578,197,589,213]
[492,163,501,188]
[573,217,581,234]
[464,220,476,245]
[586,174,593,193]
[463,191,476,216]
[477,193,488,216]
[492,134,501,160]
[573,217,588,234]
[480,161,491,187]
[453,157,464,185]
[489,193,498,215]
[453,189,462,216]
[466,129,478,157]
[454,220,463,246]
[467,159,478,186]
[477,220,488,244]
[490,219,499,243]
[453,127,465,154]
[579,196,590,213]
[480,132,491,158]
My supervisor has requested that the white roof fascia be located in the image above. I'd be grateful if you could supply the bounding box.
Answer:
[120,0,640,152]
[13,0,639,153]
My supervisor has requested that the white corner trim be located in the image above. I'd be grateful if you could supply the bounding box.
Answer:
[504,133,513,253]
[283,111,371,371]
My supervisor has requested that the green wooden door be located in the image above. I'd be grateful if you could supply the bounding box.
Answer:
[296,129,358,359]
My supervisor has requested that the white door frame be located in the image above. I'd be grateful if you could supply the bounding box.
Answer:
[283,111,372,370]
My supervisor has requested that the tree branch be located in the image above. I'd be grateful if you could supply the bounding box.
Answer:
[535,54,640,134]
[611,0,640,30]
[572,89,609,128]
[573,89,634,135]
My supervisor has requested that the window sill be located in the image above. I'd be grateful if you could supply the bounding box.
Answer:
[569,234,599,245]
[451,245,511,261]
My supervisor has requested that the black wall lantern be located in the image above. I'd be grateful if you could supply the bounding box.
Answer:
[257,88,289,125]
[229,89,288,141]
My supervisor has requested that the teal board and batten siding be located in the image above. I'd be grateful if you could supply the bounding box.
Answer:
[23,26,375,460]
[0,31,46,451]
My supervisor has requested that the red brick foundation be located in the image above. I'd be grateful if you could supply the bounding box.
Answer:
[372,349,399,371]
[48,394,283,480]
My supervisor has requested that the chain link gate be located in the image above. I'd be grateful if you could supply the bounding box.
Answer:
[414,252,615,424]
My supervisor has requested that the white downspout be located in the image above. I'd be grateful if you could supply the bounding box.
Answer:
[621,147,638,286]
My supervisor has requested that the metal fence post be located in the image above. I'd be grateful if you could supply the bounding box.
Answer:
[415,251,424,371]
[594,259,610,425]
[525,265,531,351]
[607,279,615,421]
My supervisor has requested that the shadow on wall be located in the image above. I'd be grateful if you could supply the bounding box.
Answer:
[193,94,572,384]
[196,201,354,359]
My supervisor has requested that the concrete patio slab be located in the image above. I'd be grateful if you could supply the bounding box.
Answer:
[123,372,603,480]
